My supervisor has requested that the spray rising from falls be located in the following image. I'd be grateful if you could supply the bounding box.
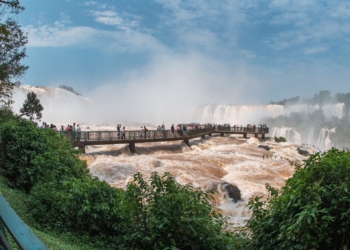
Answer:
[12,85,94,125]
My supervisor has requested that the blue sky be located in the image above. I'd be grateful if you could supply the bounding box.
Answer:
[19,0,350,106]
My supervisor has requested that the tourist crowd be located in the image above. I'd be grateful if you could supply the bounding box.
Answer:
[38,121,268,141]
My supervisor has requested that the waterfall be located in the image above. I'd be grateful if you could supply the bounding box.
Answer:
[198,104,284,125]
[271,127,301,144]
[195,103,346,151]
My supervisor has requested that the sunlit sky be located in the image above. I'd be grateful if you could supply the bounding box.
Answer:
[18,0,350,105]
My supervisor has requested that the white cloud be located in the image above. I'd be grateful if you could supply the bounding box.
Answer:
[25,20,165,53]
[25,24,97,47]
[92,10,124,26]
[90,10,141,30]
[265,0,350,52]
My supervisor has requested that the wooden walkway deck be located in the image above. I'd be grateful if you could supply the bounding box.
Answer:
[62,127,269,153]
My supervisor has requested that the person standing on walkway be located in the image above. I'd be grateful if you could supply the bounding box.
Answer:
[72,123,76,141]
[171,124,175,136]
[144,126,148,138]
[117,124,121,139]
[77,124,81,141]
[183,124,187,136]
[122,126,126,140]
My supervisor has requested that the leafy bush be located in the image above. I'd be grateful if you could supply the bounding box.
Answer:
[274,136,286,143]
[245,148,350,249]
[0,119,89,192]
[30,178,125,238]
[0,108,17,125]
[59,178,125,235]
[121,172,236,250]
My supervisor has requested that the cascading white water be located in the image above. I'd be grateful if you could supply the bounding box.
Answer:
[316,128,336,151]
[197,103,344,125]
[196,103,346,150]
[198,104,285,125]
[322,103,344,119]
[284,104,320,117]
[270,126,337,151]
[270,127,301,144]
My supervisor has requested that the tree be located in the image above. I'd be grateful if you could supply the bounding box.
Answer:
[245,148,350,249]
[19,92,43,122]
[0,0,28,107]
[312,90,331,105]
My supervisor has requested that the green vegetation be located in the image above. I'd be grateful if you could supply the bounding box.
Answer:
[274,136,286,143]
[0,0,28,106]
[0,119,88,192]
[122,172,237,249]
[244,148,350,249]
[0,112,239,249]
[0,175,96,250]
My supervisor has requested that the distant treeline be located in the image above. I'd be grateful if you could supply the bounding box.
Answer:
[270,90,350,112]
[58,85,81,96]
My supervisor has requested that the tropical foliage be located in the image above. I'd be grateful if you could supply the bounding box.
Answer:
[245,148,350,250]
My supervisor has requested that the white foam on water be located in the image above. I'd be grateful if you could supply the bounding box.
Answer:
[82,134,306,227]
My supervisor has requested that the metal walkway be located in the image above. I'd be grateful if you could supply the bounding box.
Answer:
[62,127,269,153]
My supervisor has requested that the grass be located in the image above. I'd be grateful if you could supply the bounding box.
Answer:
[0,175,96,250]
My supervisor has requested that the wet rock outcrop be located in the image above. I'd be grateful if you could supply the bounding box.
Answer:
[211,182,241,203]
[297,147,310,156]
[223,183,241,203]
[258,145,270,151]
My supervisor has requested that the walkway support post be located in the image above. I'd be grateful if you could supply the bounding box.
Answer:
[221,133,224,137]
[78,144,86,154]
[183,139,190,147]
[255,134,258,138]
[243,133,247,138]
[129,142,136,153]
[201,135,205,139]
[262,134,265,140]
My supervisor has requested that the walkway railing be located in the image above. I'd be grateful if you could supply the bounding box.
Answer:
[60,128,215,142]
[0,195,49,250]
[216,126,269,134]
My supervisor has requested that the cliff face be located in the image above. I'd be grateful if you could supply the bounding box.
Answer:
[12,85,93,125]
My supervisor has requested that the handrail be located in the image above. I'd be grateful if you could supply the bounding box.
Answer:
[58,126,269,143]
[216,126,269,133]
[0,195,49,250]
[59,128,216,142]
